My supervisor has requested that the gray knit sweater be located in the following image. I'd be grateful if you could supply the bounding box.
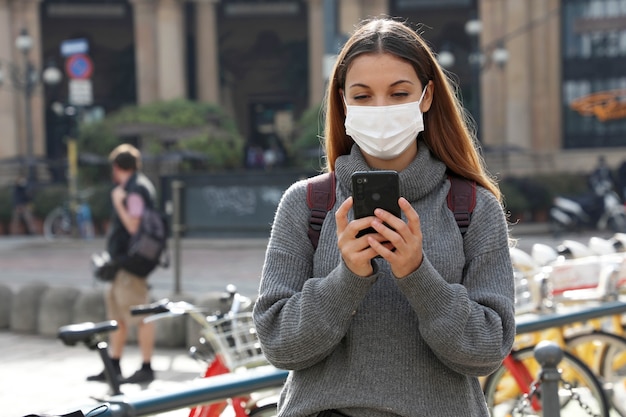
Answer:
[253,142,515,417]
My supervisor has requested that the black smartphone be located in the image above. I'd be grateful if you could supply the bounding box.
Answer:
[351,170,401,237]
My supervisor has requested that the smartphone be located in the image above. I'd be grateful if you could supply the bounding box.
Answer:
[351,170,401,237]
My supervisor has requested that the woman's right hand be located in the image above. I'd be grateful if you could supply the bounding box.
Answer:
[335,197,391,276]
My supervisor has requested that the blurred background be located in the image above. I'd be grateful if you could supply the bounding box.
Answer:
[0,0,625,237]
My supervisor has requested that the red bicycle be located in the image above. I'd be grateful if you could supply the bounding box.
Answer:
[131,286,278,417]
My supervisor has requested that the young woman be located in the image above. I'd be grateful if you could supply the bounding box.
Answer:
[253,17,515,417]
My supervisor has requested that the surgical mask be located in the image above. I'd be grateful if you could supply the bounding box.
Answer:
[344,86,427,160]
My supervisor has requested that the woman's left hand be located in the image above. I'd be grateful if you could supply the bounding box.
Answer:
[368,197,423,278]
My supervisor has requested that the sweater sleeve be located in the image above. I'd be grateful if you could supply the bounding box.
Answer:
[396,187,516,376]
[252,180,377,370]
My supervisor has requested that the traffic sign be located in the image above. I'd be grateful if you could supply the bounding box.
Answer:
[65,53,93,80]
[69,79,93,106]
[60,38,89,57]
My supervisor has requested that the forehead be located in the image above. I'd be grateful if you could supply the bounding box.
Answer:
[345,52,419,87]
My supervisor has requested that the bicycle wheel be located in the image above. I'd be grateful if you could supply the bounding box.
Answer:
[567,330,626,416]
[483,345,610,417]
[43,206,73,240]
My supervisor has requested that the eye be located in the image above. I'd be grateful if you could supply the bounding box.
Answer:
[391,92,410,98]
[352,93,369,101]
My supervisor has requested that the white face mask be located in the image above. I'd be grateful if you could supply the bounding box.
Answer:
[344,86,428,160]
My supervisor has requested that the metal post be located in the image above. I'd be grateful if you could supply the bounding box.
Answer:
[171,180,184,294]
[470,36,481,140]
[534,340,563,417]
[23,59,36,183]
[96,341,122,396]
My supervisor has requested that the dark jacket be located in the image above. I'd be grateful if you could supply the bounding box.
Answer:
[106,172,156,262]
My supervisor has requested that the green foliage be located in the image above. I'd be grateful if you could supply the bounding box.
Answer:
[533,172,588,198]
[292,103,324,150]
[85,184,112,223]
[0,186,11,223]
[77,99,245,172]
[500,172,589,221]
[77,123,119,157]
[32,185,67,219]
[291,103,325,169]
[500,180,532,215]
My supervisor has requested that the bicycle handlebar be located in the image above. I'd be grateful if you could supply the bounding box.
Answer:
[130,299,173,316]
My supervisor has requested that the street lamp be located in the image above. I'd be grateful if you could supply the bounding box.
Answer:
[0,28,63,183]
[437,20,509,140]
[465,18,483,139]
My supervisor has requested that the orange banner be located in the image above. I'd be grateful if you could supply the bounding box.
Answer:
[570,89,626,122]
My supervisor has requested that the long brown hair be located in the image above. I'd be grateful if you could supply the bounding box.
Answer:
[322,18,501,202]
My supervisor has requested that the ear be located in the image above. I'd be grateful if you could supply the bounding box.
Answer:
[420,80,434,113]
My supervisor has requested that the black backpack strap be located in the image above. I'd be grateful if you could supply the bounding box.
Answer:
[447,174,477,235]
[306,172,336,250]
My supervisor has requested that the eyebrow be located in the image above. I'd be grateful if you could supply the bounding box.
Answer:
[347,79,415,89]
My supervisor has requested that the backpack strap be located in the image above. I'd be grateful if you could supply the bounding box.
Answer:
[447,174,477,235]
[306,172,336,250]
[306,172,475,250]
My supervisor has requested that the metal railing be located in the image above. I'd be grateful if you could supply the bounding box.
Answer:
[78,366,288,417]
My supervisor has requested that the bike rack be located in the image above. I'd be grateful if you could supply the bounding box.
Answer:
[74,366,288,417]
[516,299,626,334]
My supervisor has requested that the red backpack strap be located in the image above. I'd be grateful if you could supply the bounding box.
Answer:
[447,174,477,235]
[306,172,336,250]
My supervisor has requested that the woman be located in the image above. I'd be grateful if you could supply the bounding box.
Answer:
[253,17,515,417]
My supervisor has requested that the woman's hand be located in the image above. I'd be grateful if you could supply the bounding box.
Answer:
[335,197,394,277]
[367,197,423,278]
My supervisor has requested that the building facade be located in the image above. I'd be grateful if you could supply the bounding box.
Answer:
[1,0,625,184]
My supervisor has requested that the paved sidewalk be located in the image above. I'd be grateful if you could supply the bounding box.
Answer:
[1,330,202,417]
[0,236,269,300]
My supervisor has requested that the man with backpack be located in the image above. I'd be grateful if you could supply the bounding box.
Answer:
[87,144,157,385]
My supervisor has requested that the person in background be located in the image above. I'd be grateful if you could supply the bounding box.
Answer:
[253,17,515,417]
[588,155,616,196]
[10,174,37,235]
[87,143,157,385]
[618,158,626,201]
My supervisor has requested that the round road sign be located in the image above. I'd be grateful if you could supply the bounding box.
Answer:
[65,53,93,80]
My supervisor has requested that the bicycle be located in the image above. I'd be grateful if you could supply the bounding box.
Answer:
[44,189,95,241]
[130,285,278,417]
[57,286,278,417]
[509,242,626,416]
[483,240,626,416]
[483,307,615,417]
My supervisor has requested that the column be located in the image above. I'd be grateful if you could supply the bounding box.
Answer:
[338,0,390,36]
[362,0,388,18]
[480,0,506,151]
[9,0,45,163]
[156,0,185,100]
[129,0,159,104]
[307,0,324,107]
[544,0,562,152]
[0,0,18,159]
[195,0,220,104]
[338,0,360,37]
[504,0,532,150]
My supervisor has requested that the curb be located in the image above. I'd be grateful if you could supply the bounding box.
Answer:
[0,281,228,349]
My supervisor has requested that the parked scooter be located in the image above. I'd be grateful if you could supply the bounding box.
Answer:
[549,177,626,235]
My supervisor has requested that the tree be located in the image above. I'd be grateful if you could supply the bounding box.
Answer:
[77,99,245,174]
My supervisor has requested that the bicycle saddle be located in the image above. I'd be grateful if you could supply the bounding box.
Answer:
[57,320,118,346]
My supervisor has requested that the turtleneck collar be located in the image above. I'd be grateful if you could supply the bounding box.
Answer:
[334,141,448,201]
